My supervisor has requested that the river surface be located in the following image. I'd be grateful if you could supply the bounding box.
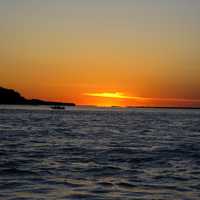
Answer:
[0,106,200,200]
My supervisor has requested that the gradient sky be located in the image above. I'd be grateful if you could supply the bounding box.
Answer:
[0,0,200,107]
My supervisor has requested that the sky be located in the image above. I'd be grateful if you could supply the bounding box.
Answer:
[0,0,200,107]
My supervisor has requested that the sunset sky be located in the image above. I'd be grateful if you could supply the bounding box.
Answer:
[0,0,200,107]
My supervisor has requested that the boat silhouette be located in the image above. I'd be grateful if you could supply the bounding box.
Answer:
[51,106,65,110]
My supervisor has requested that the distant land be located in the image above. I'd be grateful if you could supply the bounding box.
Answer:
[0,87,75,106]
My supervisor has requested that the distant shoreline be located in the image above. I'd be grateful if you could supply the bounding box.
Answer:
[0,104,200,110]
[0,87,75,106]
[1,86,200,109]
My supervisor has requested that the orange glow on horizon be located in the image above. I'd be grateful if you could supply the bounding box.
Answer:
[80,92,200,107]
[84,92,142,100]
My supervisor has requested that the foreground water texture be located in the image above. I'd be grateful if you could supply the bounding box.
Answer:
[0,106,200,200]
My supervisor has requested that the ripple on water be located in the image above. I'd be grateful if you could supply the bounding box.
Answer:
[0,107,200,200]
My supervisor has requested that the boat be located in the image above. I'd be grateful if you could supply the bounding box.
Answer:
[51,106,65,110]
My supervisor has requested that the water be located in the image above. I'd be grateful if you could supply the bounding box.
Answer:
[0,106,200,200]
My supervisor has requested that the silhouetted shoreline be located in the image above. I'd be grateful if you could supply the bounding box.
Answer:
[0,87,75,106]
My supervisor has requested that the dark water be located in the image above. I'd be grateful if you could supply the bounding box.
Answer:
[0,106,200,200]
